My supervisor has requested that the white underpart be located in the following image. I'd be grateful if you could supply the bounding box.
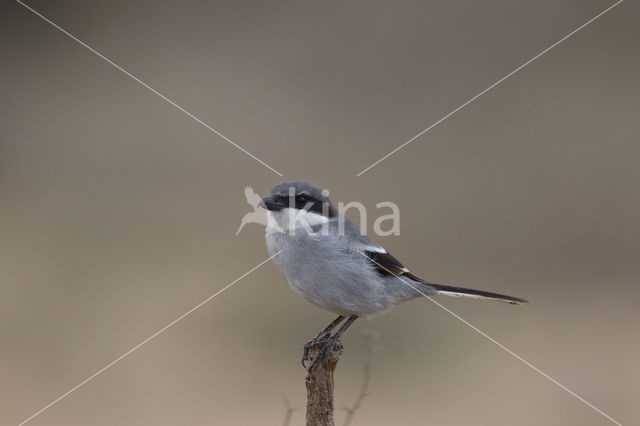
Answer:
[266,208,328,234]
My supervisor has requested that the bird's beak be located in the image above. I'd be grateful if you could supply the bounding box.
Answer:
[259,195,287,211]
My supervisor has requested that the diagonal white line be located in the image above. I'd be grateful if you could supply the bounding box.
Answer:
[15,0,283,177]
[17,250,282,426]
[360,250,623,425]
[356,0,624,176]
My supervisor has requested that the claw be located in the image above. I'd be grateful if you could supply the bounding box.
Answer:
[301,331,333,368]
[302,315,357,370]
[308,337,342,371]
[301,340,313,368]
[301,337,324,368]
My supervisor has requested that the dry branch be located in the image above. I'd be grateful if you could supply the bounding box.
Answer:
[281,394,295,426]
[303,335,344,426]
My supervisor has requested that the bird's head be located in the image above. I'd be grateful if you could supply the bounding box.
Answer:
[260,181,338,219]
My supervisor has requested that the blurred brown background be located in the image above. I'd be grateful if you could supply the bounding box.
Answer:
[1,0,639,425]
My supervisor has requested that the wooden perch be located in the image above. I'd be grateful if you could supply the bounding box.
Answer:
[303,336,344,426]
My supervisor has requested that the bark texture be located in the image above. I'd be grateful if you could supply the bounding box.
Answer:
[304,338,343,426]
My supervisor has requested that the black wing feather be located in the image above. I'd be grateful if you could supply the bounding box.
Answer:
[364,250,422,281]
[363,250,527,304]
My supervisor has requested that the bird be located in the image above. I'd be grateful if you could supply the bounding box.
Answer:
[235,186,268,235]
[260,181,527,369]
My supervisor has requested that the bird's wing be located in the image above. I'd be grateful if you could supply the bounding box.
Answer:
[338,216,425,281]
[244,186,263,208]
[361,248,424,281]
[363,243,528,305]
[362,248,527,304]
[339,216,380,248]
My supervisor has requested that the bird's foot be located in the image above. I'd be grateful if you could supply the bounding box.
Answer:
[307,337,343,371]
[301,333,330,368]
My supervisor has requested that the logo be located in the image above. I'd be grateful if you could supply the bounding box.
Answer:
[235,186,268,235]
[235,186,401,236]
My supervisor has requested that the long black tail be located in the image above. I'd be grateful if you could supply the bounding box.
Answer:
[427,283,528,305]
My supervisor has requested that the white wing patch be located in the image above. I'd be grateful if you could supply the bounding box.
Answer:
[360,246,410,272]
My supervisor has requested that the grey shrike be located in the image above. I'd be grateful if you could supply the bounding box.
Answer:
[261,181,527,369]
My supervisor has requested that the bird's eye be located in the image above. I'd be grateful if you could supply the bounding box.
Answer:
[295,194,307,202]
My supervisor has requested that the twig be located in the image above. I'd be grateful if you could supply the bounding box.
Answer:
[342,331,378,426]
[304,335,344,426]
[280,394,296,426]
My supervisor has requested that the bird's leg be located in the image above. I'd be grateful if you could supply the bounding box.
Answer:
[302,315,345,367]
[309,315,358,370]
